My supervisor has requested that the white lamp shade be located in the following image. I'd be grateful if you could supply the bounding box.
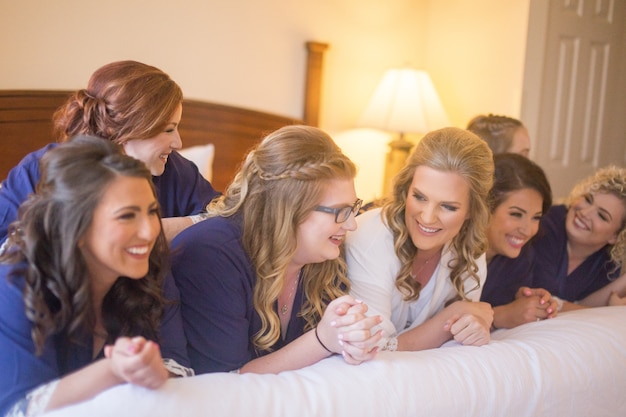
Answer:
[358,68,450,134]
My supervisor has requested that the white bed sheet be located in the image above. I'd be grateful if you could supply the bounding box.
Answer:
[43,307,626,417]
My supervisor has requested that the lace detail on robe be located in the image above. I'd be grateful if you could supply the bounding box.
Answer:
[6,380,59,417]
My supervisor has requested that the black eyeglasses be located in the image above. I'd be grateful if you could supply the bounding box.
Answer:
[314,199,363,223]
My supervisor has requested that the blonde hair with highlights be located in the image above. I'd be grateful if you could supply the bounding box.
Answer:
[566,166,626,274]
[383,127,494,302]
[207,125,357,351]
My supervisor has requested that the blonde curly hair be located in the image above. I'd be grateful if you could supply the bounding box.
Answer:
[565,166,626,275]
[207,125,356,351]
[382,127,494,302]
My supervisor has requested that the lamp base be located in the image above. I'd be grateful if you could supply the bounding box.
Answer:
[382,135,414,196]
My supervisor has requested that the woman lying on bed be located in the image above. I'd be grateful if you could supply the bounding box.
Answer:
[170,125,382,374]
[479,153,557,328]
[0,137,191,417]
[531,166,626,311]
[345,127,494,352]
[0,60,218,245]
[484,166,626,322]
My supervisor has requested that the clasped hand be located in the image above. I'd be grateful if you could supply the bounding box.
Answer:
[104,336,169,389]
[443,301,493,346]
[316,295,383,365]
[515,286,558,321]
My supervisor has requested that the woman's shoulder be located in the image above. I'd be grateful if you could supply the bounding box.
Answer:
[354,207,389,235]
[346,207,396,266]
[543,204,567,226]
[2,144,57,191]
[347,207,391,246]
[0,262,29,317]
[171,215,242,252]
[161,151,207,181]
[535,204,567,244]
[153,151,219,215]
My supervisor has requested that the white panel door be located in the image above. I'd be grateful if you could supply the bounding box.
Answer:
[522,0,626,200]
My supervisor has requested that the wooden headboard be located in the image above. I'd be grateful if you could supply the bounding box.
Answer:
[0,90,301,191]
[0,42,330,191]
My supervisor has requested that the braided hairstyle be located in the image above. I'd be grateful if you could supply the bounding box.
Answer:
[207,125,357,351]
[2,136,169,355]
[466,114,524,155]
[52,60,182,145]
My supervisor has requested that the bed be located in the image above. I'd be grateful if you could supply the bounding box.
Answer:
[40,307,626,417]
[2,51,626,416]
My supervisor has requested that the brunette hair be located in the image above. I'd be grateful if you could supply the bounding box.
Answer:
[53,60,182,145]
[489,153,552,214]
[467,114,524,155]
[207,125,356,351]
[2,136,169,354]
[566,166,626,274]
[383,127,494,301]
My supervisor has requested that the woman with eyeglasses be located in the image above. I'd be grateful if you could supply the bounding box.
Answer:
[345,127,495,351]
[169,125,382,374]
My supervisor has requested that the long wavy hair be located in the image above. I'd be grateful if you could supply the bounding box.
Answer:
[565,165,626,275]
[383,127,494,302]
[467,114,524,155]
[2,136,169,355]
[53,60,182,145]
[207,125,356,351]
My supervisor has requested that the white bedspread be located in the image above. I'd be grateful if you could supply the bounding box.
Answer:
[43,307,626,417]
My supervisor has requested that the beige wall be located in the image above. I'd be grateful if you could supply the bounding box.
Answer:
[0,0,530,201]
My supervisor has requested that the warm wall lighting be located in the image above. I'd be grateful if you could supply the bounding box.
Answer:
[358,67,450,195]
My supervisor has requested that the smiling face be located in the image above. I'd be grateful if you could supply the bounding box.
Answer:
[122,103,183,176]
[80,175,161,291]
[292,178,358,268]
[566,191,626,252]
[404,166,470,256]
[487,188,544,261]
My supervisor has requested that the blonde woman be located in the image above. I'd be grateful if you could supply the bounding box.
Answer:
[346,127,495,352]
[527,166,626,312]
[170,125,382,374]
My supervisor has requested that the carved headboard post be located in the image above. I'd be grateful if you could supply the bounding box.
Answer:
[303,41,329,127]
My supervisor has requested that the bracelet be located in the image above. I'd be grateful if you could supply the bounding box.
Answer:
[552,296,564,312]
[382,336,398,352]
[314,326,332,353]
